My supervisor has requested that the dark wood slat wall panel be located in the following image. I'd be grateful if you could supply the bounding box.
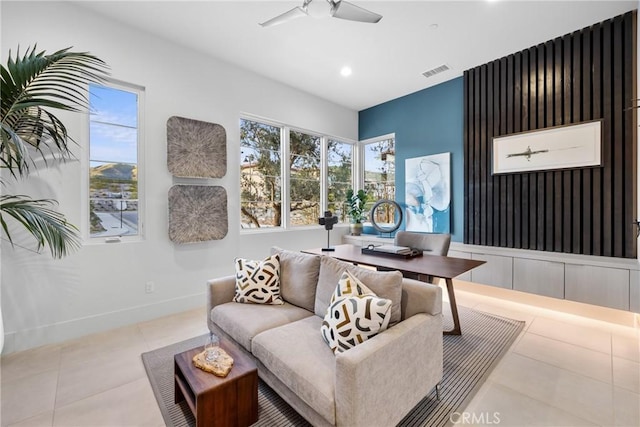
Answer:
[464,70,471,242]
[553,36,564,253]
[473,68,481,244]
[493,63,501,245]
[624,14,638,257]
[506,55,515,247]
[521,50,530,249]
[562,34,573,254]
[463,11,637,258]
[582,29,593,255]
[528,48,538,249]
[499,58,508,247]
[592,24,603,256]
[486,62,495,247]
[480,65,488,246]
[536,44,546,251]
[602,19,614,256]
[545,40,556,252]
[572,31,582,254]
[513,55,522,249]
[613,16,624,257]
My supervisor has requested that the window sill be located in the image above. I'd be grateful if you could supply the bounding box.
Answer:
[240,224,350,234]
[83,235,145,245]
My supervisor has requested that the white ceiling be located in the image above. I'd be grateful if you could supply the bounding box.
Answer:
[75,0,637,111]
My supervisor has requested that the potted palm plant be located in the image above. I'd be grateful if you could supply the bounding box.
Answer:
[0,45,109,351]
[345,189,368,236]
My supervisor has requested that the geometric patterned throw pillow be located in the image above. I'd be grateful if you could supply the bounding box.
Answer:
[329,269,376,303]
[233,254,284,305]
[321,271,392,354]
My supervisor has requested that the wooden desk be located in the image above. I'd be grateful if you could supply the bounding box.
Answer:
[303,244,485,335]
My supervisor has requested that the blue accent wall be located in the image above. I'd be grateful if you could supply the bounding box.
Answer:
[359,77,464,242]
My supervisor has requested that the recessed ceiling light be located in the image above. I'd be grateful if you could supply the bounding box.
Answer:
[340,66,352,77]
[429,24,439,30]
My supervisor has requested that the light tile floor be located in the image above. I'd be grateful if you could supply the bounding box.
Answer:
[454,282,640,427]
[1,281,638,427]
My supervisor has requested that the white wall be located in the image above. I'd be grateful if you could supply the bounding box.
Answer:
[0,1,357,353]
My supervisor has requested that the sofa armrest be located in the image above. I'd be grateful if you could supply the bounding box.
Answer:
[335,313,443,427]
[206,276,235,329]
[401,278,442,319]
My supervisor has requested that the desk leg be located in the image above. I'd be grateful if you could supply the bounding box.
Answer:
[443,278,461,335]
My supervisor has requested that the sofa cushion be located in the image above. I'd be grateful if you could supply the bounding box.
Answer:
[211,302,312,352]
[315,256,403,326]
[321,271,392,353]
[234,254,284,305]
[252,316,337,425]
[270,247,320,311]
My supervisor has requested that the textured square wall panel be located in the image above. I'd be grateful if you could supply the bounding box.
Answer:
[168,185,228,243]
[167,116,227,178]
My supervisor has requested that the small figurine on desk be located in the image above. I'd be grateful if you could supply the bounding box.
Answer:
[318,211,338,251]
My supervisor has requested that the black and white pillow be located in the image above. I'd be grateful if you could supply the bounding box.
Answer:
[233,254,284,305]
[320,271,391,353]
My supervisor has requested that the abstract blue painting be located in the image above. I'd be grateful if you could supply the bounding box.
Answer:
[405,152,451,233]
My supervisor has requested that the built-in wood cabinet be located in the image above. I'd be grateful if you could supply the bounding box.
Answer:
[565,265,630,310]
[630,271,640,313]
[513,258,565,299]
[342,234,640,313]
[470,254,513,290]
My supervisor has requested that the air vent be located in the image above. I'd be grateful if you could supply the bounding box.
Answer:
[422,64,450,78]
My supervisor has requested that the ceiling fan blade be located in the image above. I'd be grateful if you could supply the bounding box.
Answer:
[331,1,382,23]
[260,6,308,27]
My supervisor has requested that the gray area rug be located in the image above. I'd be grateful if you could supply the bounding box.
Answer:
[141,306,524,427]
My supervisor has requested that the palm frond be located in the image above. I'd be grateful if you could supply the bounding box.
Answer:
[0,45,109,259]
[1,45,109,176]
[0,122,29,179]
[0,195,81,259]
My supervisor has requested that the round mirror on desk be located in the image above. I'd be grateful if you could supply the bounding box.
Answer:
[370,199,403,234]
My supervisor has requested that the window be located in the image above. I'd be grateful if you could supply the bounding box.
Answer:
[289,131,321,226]
[240,119,282,228]
[240,117,354,230]
[362,136,395,226]
[327,140,353,223]
[88,82,143,239]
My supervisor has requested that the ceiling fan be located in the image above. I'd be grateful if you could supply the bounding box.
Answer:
[260,0,382,28]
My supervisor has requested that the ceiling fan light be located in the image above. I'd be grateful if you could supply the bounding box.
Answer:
[331,0,382,23]
[306,0,331,18]
[259,0,382,27]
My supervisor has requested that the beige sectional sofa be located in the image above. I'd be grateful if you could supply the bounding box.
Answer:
[206,248,443,427]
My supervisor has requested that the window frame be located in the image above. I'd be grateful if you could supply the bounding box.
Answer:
[239,115,285,231]
[82,79,146,244]
[358,133,396,224]
[326,137,357,224]
[286,126,323,228]
[239,114,356,232]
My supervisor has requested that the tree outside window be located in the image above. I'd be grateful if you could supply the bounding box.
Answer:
[240,119,281,228]
[327,140,353,223]
[289,131,321,226]
[363,138,395,225]
[240,118,354,229]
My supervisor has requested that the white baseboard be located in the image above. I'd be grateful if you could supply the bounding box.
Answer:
[2,293,205,354]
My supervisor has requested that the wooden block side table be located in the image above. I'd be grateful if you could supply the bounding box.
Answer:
[174,339,258,427]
